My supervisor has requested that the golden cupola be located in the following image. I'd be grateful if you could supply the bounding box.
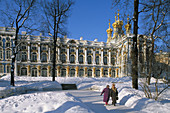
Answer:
[112,10,123,39]
[124,15,131,35]
[106,19,113,43]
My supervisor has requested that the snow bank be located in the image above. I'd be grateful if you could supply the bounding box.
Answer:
[0,76,62,98]
[0,91,94,113]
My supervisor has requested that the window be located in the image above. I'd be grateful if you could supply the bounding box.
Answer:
[96,70,100,77]
[87,50,91,54]
[6,37,10,41]
[103,51,107,55]
[0,65,4,73]
[111,57,115,65]
[6,50,11,59]
[7,65,11,73]
[70,69,75,77]
[61,54,66,63]
[6,42,10,47]
[95,56,99,64]
[87,56,92,64]
[70,55,75,63]
[79,69,84,77]
[79,55,83,64]
[21,52,27,61]
[112,70,115,77]
[32,68,37,77]
[70,48,74,53]
[41,68,47,77]
[21,67,27,76]
[41,53,47,62]
[79,49,83,53]
[104,69,108,77]
[61,68,66,77]
[41,45,47,51]
[31,45,37,50]
[31,53,37,62]
[61,48,66,53]
[0,49,2,59]
[104,57,107,65]
[21,45,26,50]
[96,51,99,54]
[87,69,92,77]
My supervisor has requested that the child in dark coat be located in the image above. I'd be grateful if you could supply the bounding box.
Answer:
[110,83,118,106]
[100,85,110,105]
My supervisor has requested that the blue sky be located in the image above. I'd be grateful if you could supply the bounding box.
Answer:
[67,0,118,42]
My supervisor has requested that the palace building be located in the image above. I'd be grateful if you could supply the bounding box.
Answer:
[0,12,153,78]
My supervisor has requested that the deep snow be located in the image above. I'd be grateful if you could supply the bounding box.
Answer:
[0,75,169,113]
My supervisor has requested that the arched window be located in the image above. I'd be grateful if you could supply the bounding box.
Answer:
[6,50,11,59]
[61,68,66,77]
[21,52,27,61]
[21,67,27,76]
[32,68,37,77]
[79,69,84,77]
[112,70,115,77]
[61,54,66,63]
[87,56,92,64]
[0,48,3,59]
[104,57,107,65]
[79,55,83,64]
[31,53,37,62]
[70,69,75,77]
[41,68,47,77]
[104,69,108,77]
[87,69,92,77]
[70,55,75,63]
[6,42,10,47]
[96,69,100,77]
[0,65,3,73]
[111,57,115,65]
[95,56,99,64]
[41,53,47,62]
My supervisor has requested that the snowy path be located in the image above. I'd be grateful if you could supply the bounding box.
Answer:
[68,90,142,113]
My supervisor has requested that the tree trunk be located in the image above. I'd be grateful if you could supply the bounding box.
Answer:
[132,0,139,89]
[148,38,154,85]
[52,9,57,81]
[11,27,18,86]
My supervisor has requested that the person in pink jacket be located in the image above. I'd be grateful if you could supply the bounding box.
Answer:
[100,85,110,105]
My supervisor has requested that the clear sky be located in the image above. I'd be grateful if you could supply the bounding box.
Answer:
[67,0,117,42]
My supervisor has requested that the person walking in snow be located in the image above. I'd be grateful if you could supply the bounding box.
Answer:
[100,85,110,105]
[110,83,118,106]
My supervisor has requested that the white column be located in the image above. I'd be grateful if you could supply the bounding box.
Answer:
[14,62,17,76]
[58,47,60,62]
[76,47,79,64]
[101,48,103,65]
[67,46,70,63]
[28,43,30,62]
[85,48,87,64]
[38,43,41,62]
[109,50,111,66]
[48,47,50,62]
[93,48,96,65]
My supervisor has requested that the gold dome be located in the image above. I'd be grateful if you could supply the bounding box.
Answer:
[106,19,113,34]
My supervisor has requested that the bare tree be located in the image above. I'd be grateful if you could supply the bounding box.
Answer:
[0,0,36,86]
[41,0,73,81]
[112,0,139,89]
[140,0,169,85]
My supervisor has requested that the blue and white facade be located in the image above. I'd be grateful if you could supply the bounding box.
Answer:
[0,14,153,78]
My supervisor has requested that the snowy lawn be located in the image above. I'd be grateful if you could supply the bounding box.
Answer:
[0,75,169,113]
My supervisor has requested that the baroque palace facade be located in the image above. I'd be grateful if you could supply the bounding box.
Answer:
[0,13,154,78]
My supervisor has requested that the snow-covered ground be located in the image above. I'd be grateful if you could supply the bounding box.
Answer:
[0,75,169,113]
